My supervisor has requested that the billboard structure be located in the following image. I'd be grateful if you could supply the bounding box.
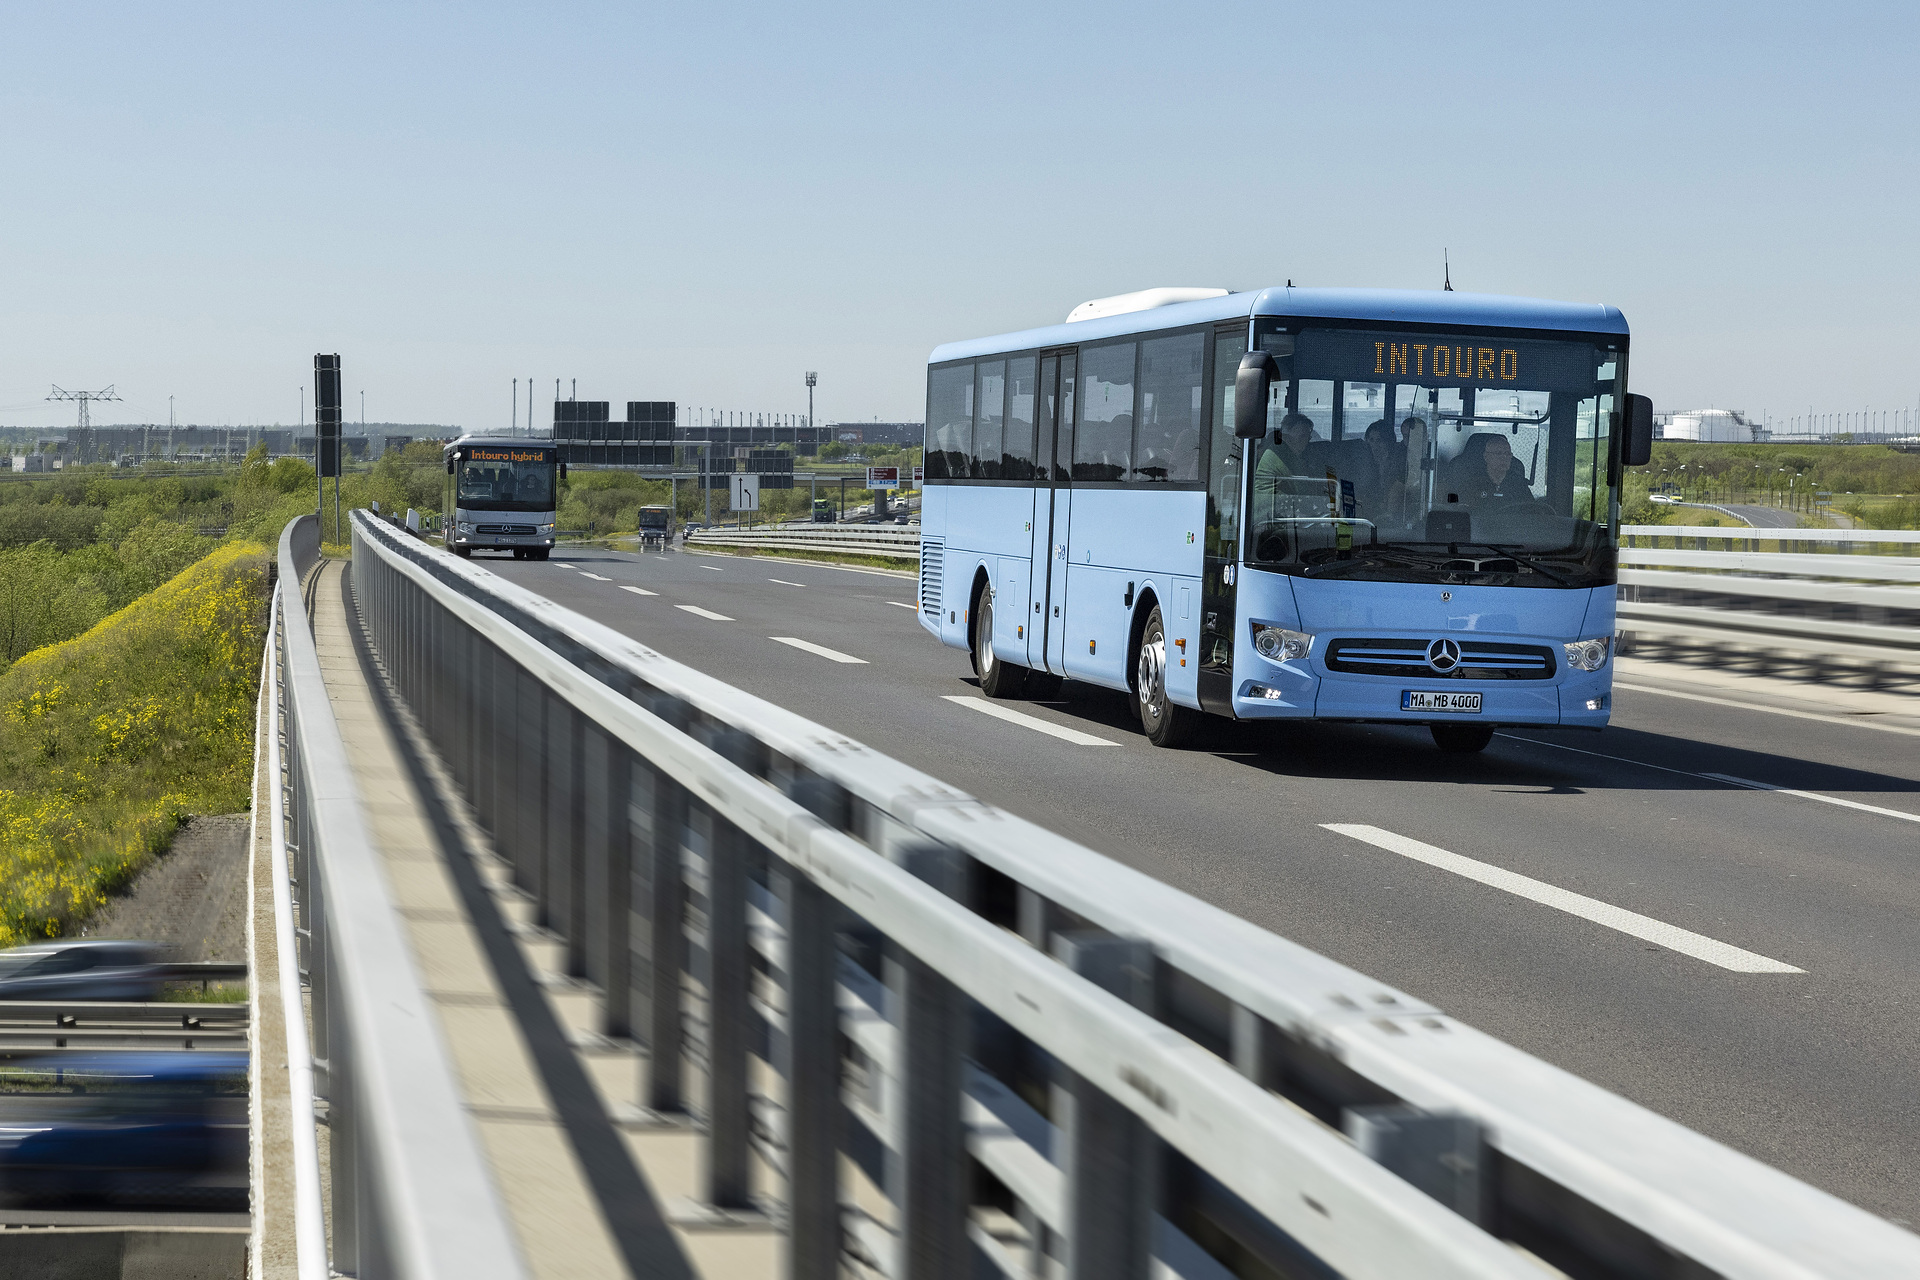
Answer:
[314,354,342,537]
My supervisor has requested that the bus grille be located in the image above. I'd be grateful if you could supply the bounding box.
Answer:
[1324,637,1557,680]
[919,539,943,618]
[477,524,537,536]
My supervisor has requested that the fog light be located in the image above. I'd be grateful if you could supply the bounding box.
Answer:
[1252,624,1313,662]
[1245,684,1284,701]
[1564,637,1611,671]
[1586,696,1609,712]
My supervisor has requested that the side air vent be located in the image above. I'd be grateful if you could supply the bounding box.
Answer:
[919,538,944,619]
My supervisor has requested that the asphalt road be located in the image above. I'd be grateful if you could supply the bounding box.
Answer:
[484,543,1920,1227]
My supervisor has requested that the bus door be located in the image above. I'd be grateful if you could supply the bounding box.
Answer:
[1198,326,1246,715]
[1030,351,1075,673]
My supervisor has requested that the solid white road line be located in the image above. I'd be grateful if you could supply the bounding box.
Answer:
[618,584,658,597]
[676,605,734,621]
[768,578,807,587]
[1614,680,1920,737]
[1321,823,1804,974]
[887,601,918,610]
[580,572,611,581]
[770,636,868,664]
[1703,773,1920,825]
[941,695,1119,747]
[1499,734,1920,827]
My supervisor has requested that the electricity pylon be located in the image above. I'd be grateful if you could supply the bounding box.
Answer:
[47,385,121,464]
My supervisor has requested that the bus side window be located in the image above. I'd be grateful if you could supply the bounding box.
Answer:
[1074,341,1135,482]
[974,361,1006,480]
[1134,331,1204,483]
[925,363,973,481]
[1004,356,1037,481]
[1207,332,1247,557]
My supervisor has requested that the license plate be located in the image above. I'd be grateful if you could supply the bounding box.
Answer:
[1402,690,1481,713]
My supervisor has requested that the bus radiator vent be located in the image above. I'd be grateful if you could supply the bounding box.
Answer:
[919,539,944,619]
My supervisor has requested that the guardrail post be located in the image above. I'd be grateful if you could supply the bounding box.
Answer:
[584,725,632,1035]
[514,668,546,904]
[705,810,753,1208]
[785,778,851,1280]
[635,696,691,1114]
[1053,933,1155,1280]
[326,925,361,1273]
[894,845,970,1280]
[546,697,587,977]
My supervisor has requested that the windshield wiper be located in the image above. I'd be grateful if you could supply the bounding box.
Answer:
[1453,544,1576,586]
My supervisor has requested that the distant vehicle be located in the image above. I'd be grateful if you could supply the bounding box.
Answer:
[637,504,674,547]
[0,941,164,1002]
[0,1052,248,1210]
[812,498,835,523]
[1648,493,1678,504]
[442,436,564,560]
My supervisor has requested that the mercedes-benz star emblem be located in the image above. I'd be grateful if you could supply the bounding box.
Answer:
[1426,638,1461,672]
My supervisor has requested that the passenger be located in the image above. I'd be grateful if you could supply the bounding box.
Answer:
[1355,419,1404,519]
[1255,412,1313,481]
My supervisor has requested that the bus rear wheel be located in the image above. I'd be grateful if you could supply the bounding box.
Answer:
[1431,724,1493,753]
[974,589,1028,698]
[1136,606,1192,748]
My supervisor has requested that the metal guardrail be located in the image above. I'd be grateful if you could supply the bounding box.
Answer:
[272,515,527,1280]
[1615,526,1920,672]
[687,523,921,559]
[351,506,1920,1279]
[0,1000,247,1051]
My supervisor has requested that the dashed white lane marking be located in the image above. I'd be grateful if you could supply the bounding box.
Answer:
[941,695,1119,747]
[676,605,734,621]
[767,578,807,587]
[887,601,917,610]
[770,636,867,664]
[1613,680,1920,738]
[703,565,725,571]
[580,572,611,581]
[618,584,658,597]
[1500,735,1920,827]
[1321,823,1803,974]
[555,563,577,569]
[1703,774,1920,825]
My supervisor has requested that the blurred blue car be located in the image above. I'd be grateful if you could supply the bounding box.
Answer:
[0,1052,247,1210]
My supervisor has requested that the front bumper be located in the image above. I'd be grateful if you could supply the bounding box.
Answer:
[1231,646,1613,727]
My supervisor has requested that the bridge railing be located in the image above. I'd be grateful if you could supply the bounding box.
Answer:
[686,523,920,559]
[1616,525,1920,674]
[272,514,527,1280]
[349,508,1920,1279]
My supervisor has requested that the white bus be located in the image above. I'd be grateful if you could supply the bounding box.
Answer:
[442,436,563,560]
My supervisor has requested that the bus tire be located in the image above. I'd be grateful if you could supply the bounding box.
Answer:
[974,589,1028,698]
[1431,724,1493,754]
[1136,606,1192,747]
[453,547,472,558]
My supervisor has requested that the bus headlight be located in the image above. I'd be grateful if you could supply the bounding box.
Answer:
[1564,637,1611,671]
[1252,625,1313,662]
[456,521,474,534]
[538,523,555,533]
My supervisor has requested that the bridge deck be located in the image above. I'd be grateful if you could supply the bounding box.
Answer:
[251,558,771,1279]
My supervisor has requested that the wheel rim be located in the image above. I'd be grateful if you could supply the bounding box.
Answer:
[1137,632,1165,723]
[978,594,994,676]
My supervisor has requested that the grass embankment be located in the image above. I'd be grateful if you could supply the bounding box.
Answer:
[0,542,267,945]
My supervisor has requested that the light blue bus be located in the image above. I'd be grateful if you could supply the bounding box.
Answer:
[916,286,1653,752]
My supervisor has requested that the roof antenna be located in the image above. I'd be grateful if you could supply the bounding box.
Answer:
[1286,279,1293,288]
[1443,250,1453,292]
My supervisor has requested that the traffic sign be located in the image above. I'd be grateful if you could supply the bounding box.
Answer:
[731,474,760,511]
[911,465,923,487]
[867,466,900,490]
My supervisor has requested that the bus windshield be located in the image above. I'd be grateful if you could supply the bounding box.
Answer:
[456,447,556,513]
[1245,324,1621,587]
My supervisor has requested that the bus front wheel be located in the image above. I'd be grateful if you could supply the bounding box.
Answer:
[1136,606,1193,748]
[1431,724,1493,754]
[974,590,1028,698]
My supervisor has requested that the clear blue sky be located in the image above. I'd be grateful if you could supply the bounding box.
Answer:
[3,2,1915,434]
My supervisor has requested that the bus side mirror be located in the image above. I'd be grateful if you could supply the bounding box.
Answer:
[446,456,455,475]
[1235,352,1280,438]
[1623,394,1654,466]
[559,460,568,480]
